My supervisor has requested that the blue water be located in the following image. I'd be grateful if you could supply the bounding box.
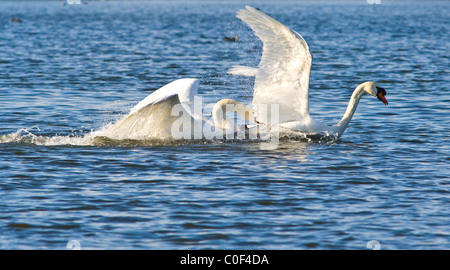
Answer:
[0,0,449,250]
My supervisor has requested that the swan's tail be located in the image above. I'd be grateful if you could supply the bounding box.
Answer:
[227,65,258,77]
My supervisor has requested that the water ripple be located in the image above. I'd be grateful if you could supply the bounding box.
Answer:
[0,1,448,250]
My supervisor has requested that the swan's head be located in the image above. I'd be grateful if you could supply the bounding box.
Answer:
[212,99,261,130]
[361,81,388,105]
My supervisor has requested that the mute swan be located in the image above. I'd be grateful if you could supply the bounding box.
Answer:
[100,78,259,140]
[228,6,388,138]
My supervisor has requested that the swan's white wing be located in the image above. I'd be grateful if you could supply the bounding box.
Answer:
[129,78,199,116]
[100,78,200,140]
[237,6,312,124]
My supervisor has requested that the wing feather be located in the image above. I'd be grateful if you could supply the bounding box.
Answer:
[236,6,312,123]
[101,78,200,140]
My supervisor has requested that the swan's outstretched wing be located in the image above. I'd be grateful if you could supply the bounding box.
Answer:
[101,78,200,140]
[236,6,312,124]
[129,78,199,116]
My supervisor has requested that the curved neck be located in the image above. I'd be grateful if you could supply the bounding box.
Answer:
[212,99,257,130]
[334,85,367,136]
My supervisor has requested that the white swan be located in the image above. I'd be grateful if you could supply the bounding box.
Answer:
[99,78,259,140]
[228,6,388,138]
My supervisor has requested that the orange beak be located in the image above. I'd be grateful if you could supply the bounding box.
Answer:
[378,92,388,105]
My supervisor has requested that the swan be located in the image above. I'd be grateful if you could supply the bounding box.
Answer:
[228,6,388,138]
[99,78,259,140]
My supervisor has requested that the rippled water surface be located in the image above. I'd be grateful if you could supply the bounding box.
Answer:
[0,1,449,249]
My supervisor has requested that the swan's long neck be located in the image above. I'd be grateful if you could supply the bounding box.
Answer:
[212,99,257,130]
[334,84,368,136]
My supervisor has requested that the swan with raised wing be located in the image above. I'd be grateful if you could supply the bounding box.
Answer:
[98,78,259,140]
[228,6,388,138]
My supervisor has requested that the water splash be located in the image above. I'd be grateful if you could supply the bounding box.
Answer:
[0,125,338,148]
[0,127,94,146]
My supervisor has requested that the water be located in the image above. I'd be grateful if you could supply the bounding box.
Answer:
[0,0,449,250]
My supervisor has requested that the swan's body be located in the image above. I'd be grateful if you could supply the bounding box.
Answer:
[102,6,388,141]
[229,6,388,138]
[101,78,258,140]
